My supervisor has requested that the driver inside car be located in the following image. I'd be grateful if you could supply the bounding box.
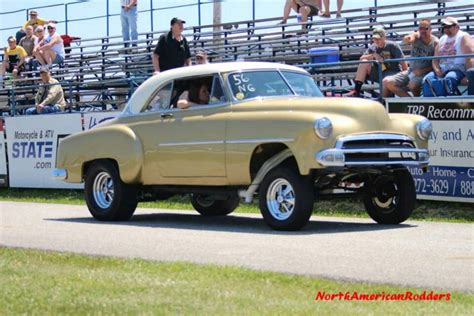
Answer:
[177,82,210,109]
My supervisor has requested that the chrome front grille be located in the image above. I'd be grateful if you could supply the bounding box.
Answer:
[316,133,429,167]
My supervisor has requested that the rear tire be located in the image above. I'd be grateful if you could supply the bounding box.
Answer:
[363,168,415,224]
[84,160,138,221]
[259,167,314,231]
[190,194,240,216]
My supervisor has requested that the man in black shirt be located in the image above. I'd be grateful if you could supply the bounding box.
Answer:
[152,17,191,74]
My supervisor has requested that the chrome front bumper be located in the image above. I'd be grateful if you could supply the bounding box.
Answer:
[52,168,68,181]
[315,133,430,168]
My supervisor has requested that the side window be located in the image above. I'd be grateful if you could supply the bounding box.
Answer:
[209,75,227,104]
[173,74,226,108]
[143,82,173,112]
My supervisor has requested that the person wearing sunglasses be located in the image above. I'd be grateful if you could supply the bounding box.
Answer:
[422,17,473,96]
[15,10,56,43]
[384,19,439,97]
[34,23,65,67]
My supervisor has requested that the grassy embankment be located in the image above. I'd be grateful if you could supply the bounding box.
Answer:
[1,247,472,314]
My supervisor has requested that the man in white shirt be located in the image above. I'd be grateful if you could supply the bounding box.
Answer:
[34,23,65,67]
[423,17,473,94]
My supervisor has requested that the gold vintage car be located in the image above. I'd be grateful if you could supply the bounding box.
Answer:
[54,62,432,230]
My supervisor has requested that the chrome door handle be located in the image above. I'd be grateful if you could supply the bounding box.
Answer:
[160,113,174,119]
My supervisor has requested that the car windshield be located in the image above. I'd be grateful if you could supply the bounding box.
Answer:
[281,71,323,97]
[227,70,322,101]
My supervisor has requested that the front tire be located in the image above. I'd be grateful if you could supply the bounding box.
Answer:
[190,194,240,216]
[363,168,415,224]
[84,160,138,221]
[259,167,314,231]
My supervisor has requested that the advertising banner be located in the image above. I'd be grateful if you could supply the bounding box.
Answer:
[387,98,473,203]
[83,111,121,130]
[0,126,7,186]
[5,114,83,188]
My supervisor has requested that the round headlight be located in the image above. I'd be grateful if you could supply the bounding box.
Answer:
[416,118,432,140]
[314,117,333,139]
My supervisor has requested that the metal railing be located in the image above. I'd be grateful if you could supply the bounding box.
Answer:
[301,53,474,102]
[3,54,472,116]
[4,76,148,116]
[0,0,217,36]
[1,0,444,38]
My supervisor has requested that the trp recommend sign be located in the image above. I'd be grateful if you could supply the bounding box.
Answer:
[387,98,473,203]
[5,114,83,188]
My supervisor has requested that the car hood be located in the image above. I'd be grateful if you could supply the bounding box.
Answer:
[234,96,391,128]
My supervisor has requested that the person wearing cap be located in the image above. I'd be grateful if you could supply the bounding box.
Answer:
[195,49,209,65]
[346,28,407,97]
[34,22,65,67]
[0,36,27,81]
[384,18,439,97]
[25,67,66,115]
[16,10,56,43]
[120,0,138,47]
[422,17,473,95]
[152,17,191,74]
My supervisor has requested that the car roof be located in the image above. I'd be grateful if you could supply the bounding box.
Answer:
[125,62,308,114]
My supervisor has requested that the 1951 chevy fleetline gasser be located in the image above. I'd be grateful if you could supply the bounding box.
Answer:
[54,62,432,230]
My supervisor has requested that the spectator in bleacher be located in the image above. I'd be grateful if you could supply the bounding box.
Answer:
[26,66,65,115]
[16,10,56,43]
[0,36,27,81]
[19,25,38,71]
[346,28,407,97]
[19,26,37,56]
[295,0,321,32]
[195,49,209,65]
[422,17,473,96]
[279,0,302,24]
[32,26,45,67]
[34,23,65,67]
[120,0,138,47]
[467,68,474,95]
[152,18,191,74]
[320,0,344,19]
[34,26,45,46]
[384,19,438,97]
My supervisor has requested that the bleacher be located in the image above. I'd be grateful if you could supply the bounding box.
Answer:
[0,1,473,115]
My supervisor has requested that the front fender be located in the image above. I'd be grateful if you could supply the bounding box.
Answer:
[388,113,429,149]
[57,125,143,183]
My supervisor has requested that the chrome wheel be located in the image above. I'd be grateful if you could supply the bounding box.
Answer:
[193,195,215,208]
[372,177,399,213]
[93,171,114,209]
[266,178,295,221]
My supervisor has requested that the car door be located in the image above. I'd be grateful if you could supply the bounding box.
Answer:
[155,74,228,178]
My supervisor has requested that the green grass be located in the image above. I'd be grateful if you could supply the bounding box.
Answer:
[0,247,472,315]
[0,187,472,222]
